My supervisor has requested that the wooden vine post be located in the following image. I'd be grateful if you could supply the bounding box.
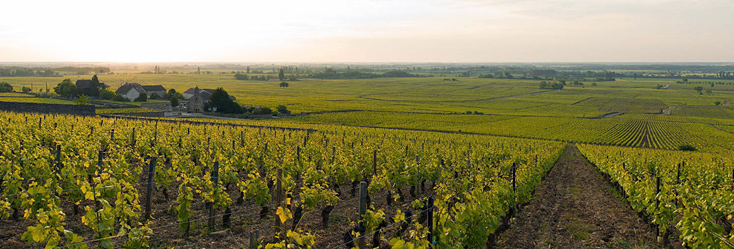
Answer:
[54,144,62,177]
[144,157,157,220]
[250,231,260,249]
[274,168,284,236]
[511,162,517,213]
[208,161,220,233]
[655,172,661,240]
[131,127,136,148]
[372,149,377,177]
[427,197,435,247]
[358,181,368,249]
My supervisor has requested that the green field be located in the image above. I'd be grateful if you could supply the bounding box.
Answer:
[3,74,734,152]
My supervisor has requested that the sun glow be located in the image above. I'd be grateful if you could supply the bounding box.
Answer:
[1,0,733,62]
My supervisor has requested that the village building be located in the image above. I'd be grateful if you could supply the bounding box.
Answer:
[182,87,236,101]
[182,87,237,113]
[141,85,166,99]
[75,79,109,94]
[115,83,167,101]
[186,87,205,113]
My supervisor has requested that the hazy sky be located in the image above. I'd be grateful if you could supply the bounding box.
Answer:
[1,0,732,62]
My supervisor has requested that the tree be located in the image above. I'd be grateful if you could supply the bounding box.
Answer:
[150,92,161,100]
[165,89,183,100]
[693,86,704,93]
[134,93,147,102]
[170,96,180,108]
[538,81,549,89]
[54,79,80,97]
[206,87,242,114]
[276,105,289,114]
[280,82,289,87]
[551,83,564,90]
[88,75,101,97]
[22,86,31,93]
[715,101,721,106]
[278,68,285,81]
[0,82,13,92]
[235,73,248,80]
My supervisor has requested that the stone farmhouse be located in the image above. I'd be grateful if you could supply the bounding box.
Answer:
[75,79,109,93]
[182,87,236,113]
[115,83,167,101]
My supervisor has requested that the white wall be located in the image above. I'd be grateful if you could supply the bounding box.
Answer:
[122,88,141,101]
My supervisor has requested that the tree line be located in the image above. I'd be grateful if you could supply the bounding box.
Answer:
[308,68,422,79]
[0,66,111,77]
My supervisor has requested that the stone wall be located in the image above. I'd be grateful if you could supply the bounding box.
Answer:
[0,101,96,115]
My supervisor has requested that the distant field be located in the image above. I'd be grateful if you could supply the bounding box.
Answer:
[3,74,734,152]
[0,96,78,105]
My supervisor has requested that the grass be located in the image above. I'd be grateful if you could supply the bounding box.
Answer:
[0,92,35,97]
[96,99,170,106]
[0,96,78,105]
[562,214,591,241]
[96,108,159,114]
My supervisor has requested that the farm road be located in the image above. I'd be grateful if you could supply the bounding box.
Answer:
[496,144,674,248]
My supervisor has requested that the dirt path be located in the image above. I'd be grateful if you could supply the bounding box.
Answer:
[496,144,665,248]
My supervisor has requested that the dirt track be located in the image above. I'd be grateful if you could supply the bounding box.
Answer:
[496,144,666,248]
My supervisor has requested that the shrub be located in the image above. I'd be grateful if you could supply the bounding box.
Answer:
[0,82,13,92]
[134,93,147,102]
[253,107,272,115]
[100,89,116,100]
[276,105,289,114]
[75,94,90,105]
[679,145,697,151]
[113,94,129,102]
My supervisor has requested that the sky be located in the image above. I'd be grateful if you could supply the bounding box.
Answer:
[0,0,732,63]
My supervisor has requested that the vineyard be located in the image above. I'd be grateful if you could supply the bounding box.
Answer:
[596,115,701,150]
[578,144,734,248]
[0,111,565,248]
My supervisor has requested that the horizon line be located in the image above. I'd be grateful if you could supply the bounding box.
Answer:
[1,61,733,65]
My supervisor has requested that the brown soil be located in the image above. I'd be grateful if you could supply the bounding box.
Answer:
[0,172,433,249]
[496,144,667,249]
